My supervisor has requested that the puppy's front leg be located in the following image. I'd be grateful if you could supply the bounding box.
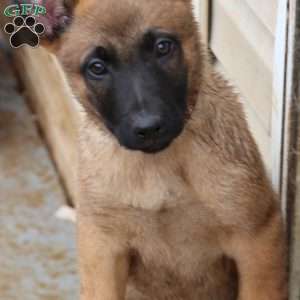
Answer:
[78,215,129,300]
[225,210,287,300]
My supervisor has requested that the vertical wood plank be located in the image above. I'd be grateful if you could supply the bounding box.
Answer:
[281,0,298,210]
[193,0,210,44]
[210,0,274,137]
[271,0,289,195]
[244,0,279,35]
[280,0,300,298]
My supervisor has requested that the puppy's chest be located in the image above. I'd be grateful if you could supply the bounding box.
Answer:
[126,203,224,298]
[137,202,219,252]
[88,156,222,267]
[89,161,198,211]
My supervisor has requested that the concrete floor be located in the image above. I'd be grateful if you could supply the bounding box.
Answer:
[0,49,79,299]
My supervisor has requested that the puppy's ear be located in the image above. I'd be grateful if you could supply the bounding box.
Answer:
[38,0,77,39]
[16,0,78,50]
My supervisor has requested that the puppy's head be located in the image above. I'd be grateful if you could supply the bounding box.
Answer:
[36,0,203,153]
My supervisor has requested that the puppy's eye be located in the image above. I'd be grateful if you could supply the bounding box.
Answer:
[155,39,175,57]
[86,58,108,79]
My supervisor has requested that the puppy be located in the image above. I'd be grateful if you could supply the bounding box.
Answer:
[24,0,287,299]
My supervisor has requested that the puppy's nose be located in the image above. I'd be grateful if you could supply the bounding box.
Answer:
[133,115,164,140]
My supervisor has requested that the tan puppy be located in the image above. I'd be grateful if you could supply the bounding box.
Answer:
[27,0,287,299]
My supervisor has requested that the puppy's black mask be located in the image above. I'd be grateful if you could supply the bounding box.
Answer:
[81,29,188,153]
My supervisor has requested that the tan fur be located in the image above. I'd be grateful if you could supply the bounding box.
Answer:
[47,0,287,299]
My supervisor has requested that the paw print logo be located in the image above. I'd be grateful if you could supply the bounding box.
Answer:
[4,16,45,48]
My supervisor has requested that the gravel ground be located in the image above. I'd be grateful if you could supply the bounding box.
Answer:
[0,48,79,300]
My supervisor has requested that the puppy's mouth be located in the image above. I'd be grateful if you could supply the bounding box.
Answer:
[136,136,175,153]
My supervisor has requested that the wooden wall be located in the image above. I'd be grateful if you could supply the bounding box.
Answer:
[193,0,279,177]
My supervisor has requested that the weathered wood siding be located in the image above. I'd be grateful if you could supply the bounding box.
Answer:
[193,0,279,176]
